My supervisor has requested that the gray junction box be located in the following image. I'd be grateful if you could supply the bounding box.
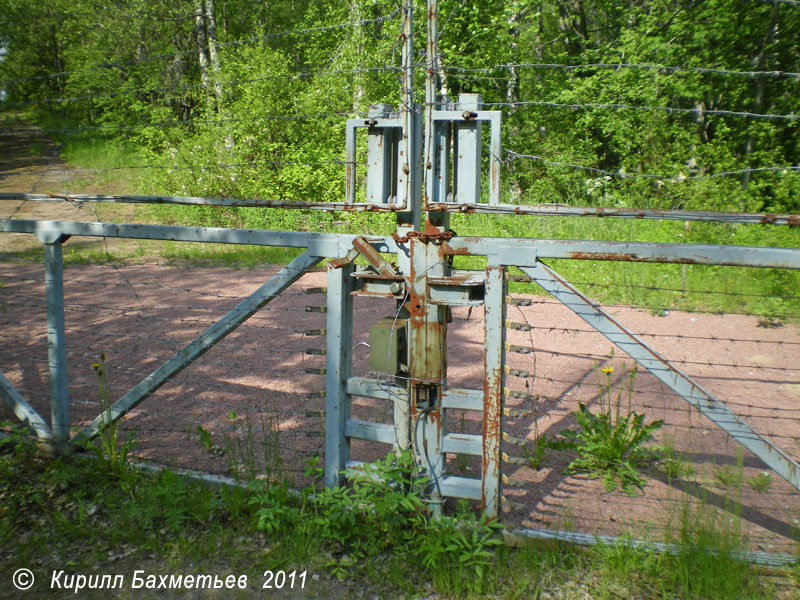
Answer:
[369,318,408,376]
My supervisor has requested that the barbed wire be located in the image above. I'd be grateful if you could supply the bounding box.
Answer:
[2,65,402,109]
[0,6,197,22]
[34,111,356,137]
[554,279,800,302]
[0,158,345,182]
[0,271,317,301]
[509,296,800,320]
[490,100,799,122]
[504,323,800,347]
[505,344,800,374]
[445,62,800,80]
[503,150,800,181]
[745,0,800,6]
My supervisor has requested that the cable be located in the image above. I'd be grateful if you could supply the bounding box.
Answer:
[489,101,799,122]
[445,62,800,80]
[504,150,800,181]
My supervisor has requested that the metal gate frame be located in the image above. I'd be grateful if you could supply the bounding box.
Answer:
[1,0,799,533]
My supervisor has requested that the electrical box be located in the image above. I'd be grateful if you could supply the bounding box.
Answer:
[369,318,407,376]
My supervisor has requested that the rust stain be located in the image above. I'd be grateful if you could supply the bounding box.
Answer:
[438,242,470,258]
[567,251,700,264]
[423,220,444,236]
[482,361,502,511]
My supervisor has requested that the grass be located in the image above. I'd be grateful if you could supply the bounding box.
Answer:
[0,426,795,600]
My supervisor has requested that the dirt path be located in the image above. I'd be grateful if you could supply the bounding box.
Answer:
[0,117,139,254]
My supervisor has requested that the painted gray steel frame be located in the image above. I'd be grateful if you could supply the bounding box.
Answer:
[0,219,394,255]
[74,251,323,444]
[4,220,798,269]
[452,237,800,270]
[0,371,51,440]
[430,109,502,206]
[325,262,354,488]
[43,239,70,445]
[519,260,800,491]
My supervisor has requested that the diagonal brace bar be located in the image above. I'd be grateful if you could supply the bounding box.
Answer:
[520,261,800,491]
[74,251,322,444]
[0,371,52,440]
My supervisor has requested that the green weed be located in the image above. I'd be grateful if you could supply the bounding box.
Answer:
[89,353,135,480]
[747,471,772,493]
[551,362,664,494]
[658,435,697,482]
[223,405,285,484]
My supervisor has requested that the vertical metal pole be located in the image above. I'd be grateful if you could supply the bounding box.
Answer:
[325,262,354,488]
[409,239,447,516]
[44,239,69,449]
[345,118,357,205]
[483,265,506,517]
[423,0,438,209]
[489,113,502,205]
[406,0,449,516]
[397,0,420,234]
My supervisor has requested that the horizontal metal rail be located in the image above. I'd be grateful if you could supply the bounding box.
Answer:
[446,237,800,269]
[3,220,798,269]
[1,219,394,255]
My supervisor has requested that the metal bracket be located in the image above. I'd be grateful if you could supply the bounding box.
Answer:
[345,105,403,207]
[426,94,503,207]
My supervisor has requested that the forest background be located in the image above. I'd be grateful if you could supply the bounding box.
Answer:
[1,0,798,313]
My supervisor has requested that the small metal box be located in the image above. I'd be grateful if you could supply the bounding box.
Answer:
[369,318,407,375]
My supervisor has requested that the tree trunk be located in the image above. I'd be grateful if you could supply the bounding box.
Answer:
[349,0,365,114]
[205,0,224,110]
[505,2,521,106]
[194,0,212,111]
[558,0,589,56]
[741,5,780,200]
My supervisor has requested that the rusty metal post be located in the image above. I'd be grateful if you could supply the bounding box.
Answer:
[482,265,506,517]
[408,237,448,515]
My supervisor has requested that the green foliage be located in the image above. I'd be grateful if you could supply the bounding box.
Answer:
[550,363,664,495]
[747,471,772,493]
[658,435,696,482]
[88,353,135,480]
[223,407,284,484]
[0,437,787,600]
[1,0,797,221]
[414,506,504,599]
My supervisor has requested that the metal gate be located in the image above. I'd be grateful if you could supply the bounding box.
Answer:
[1,0,799,536]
